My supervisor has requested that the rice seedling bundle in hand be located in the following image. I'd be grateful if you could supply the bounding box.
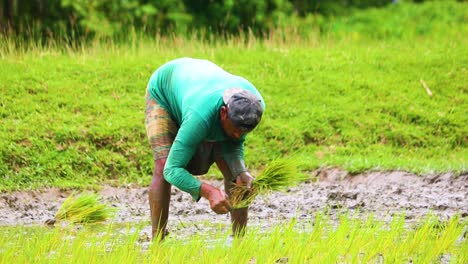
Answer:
[55,192,116,224]
[230,159,306,209]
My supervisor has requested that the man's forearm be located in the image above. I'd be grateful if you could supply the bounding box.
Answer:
[163,166,202,201]
[227,159,247,180]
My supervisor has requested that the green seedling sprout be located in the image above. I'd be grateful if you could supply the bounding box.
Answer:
[230,159,306,209]
[55,192,116,224]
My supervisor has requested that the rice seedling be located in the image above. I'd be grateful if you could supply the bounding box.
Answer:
[230,159,306,209]
[55,192,117,224]
[0,211,466,263]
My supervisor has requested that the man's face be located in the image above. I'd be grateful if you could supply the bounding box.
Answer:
[220,106,251,140]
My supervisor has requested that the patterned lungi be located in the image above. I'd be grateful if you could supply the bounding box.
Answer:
[145,89,222,175]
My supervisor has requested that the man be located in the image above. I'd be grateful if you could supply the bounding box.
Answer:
[145,58,265,240]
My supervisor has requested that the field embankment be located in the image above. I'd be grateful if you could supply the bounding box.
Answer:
[0,1,466,191]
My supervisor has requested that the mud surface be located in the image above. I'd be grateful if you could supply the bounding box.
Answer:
[1,169,467,236]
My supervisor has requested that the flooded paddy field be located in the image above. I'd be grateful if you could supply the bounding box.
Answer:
[1,169,466,236]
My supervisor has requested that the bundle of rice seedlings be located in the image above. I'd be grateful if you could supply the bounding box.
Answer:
[55,192,116,224]
[230,159,306,209]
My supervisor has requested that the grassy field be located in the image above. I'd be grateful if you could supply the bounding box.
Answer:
[0,2,467,263]
[0,212,466,263]
[0,0,467,191]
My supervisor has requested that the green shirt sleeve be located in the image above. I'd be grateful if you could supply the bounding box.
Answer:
[163,110,208,201]
[222,135,248,179]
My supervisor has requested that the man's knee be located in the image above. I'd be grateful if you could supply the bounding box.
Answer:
[150,158,169,189]
[153,158,166,176]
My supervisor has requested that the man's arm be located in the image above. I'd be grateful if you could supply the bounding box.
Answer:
[222,138,254,187]
[163,111,207,200]
[163,111,231,213]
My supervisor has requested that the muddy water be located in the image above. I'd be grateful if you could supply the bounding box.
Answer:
[1,169,467,236]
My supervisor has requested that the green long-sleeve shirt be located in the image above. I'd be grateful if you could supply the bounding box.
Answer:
[147,58,265,200]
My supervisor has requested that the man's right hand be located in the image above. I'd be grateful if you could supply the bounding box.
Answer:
[200,183,232,214]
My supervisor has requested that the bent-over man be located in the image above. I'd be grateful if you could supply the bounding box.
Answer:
[145,57,265,240]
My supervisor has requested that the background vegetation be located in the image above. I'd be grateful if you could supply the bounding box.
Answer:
[0,0,467,190]
[1,0,463,38]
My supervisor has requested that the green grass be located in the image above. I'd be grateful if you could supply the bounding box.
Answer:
[0,212,466,263]
[322,0,467,40]
[0,1,467,191]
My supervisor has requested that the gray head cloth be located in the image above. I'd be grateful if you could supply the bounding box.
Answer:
[223,88,264,131]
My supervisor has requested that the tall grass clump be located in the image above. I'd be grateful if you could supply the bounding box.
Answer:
[230,159,306,209]
[55,192,116,224]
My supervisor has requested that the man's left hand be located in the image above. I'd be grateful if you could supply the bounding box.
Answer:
[236,171,254,189]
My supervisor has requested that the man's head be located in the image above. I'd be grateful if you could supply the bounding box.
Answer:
[220,88,264,140]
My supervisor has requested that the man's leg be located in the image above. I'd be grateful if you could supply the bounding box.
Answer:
[216,159,248,237]
[149,158,171,240]
[145,87,177,241]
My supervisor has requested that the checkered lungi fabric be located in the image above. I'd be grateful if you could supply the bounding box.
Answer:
[145,90,178,161]
[144,88,223,175]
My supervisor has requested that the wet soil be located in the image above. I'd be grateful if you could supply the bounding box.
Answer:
[1,169,467,236]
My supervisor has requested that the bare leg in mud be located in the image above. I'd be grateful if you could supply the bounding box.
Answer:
[149,155,247,240]
[216,159,248,237]
[149,158,171,240]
